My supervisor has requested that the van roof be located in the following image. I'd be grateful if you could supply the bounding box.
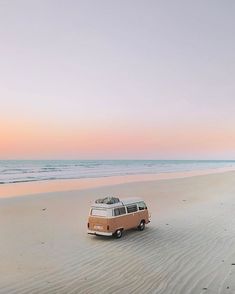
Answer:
[122,198,144,205]
[91,197,144,209]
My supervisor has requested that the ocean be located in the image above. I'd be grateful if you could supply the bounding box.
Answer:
[0,160,235,184]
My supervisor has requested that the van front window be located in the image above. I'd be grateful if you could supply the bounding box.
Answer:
[138,202,147,210]
[91,209,109,217]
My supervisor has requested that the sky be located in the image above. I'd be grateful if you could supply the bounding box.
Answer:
[0,0,235,159]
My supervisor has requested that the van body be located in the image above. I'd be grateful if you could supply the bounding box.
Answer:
[87,197,150,238]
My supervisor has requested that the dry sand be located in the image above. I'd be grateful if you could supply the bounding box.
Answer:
[1,171,235,293]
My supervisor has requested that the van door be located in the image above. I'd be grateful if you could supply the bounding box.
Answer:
[112,207,127,231]
[125,204,139,229]
[137,201,149,224]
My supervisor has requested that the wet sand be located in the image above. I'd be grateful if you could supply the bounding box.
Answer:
[1,166,234,198]
[1,171,235,293]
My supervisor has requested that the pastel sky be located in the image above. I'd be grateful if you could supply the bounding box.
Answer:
[0,0,235,159]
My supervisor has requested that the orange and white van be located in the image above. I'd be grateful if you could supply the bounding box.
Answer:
[87,197,150,238]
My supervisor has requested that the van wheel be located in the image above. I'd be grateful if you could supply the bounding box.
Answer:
[115,229,123,238]
[138,220,145,231]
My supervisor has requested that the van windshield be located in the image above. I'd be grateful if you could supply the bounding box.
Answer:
[91,209,109,217]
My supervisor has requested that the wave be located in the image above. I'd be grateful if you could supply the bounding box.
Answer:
[0,160,235,185]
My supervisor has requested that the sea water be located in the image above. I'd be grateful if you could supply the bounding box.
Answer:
[0,160,235,184]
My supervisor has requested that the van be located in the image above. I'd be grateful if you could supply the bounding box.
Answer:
[87,197,150,238]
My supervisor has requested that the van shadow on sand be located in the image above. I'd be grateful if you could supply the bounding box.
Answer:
[86,226,160,243]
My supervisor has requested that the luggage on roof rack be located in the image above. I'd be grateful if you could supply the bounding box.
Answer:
[95,197,120,204]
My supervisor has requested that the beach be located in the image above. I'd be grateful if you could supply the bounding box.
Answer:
[2,0,235,292]
[1,171,235,294]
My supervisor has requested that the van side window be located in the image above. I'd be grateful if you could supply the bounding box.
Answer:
[114,207,126,216]
[126,205,137,213]
[138,202,147,210]
[114,208,120,216]
[119,207,126,215]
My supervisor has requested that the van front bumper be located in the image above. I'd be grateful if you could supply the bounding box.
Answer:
[87,229,113,236]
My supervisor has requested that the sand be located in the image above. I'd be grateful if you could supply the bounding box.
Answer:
[1,171,235,293]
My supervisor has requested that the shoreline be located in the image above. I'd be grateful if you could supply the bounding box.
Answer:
[0,166,235,198]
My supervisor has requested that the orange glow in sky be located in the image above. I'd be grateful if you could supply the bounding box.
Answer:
[1,118,235,159]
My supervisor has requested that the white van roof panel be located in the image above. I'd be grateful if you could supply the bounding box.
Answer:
[91,202,123,209]
[121,198,144,205]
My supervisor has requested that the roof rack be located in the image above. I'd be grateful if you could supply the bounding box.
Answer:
[95,197,120,205]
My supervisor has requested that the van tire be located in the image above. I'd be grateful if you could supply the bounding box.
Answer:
[138,220,145,231]
[115,229,123,238]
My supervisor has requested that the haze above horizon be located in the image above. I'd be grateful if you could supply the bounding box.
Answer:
[1,1,235,160]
